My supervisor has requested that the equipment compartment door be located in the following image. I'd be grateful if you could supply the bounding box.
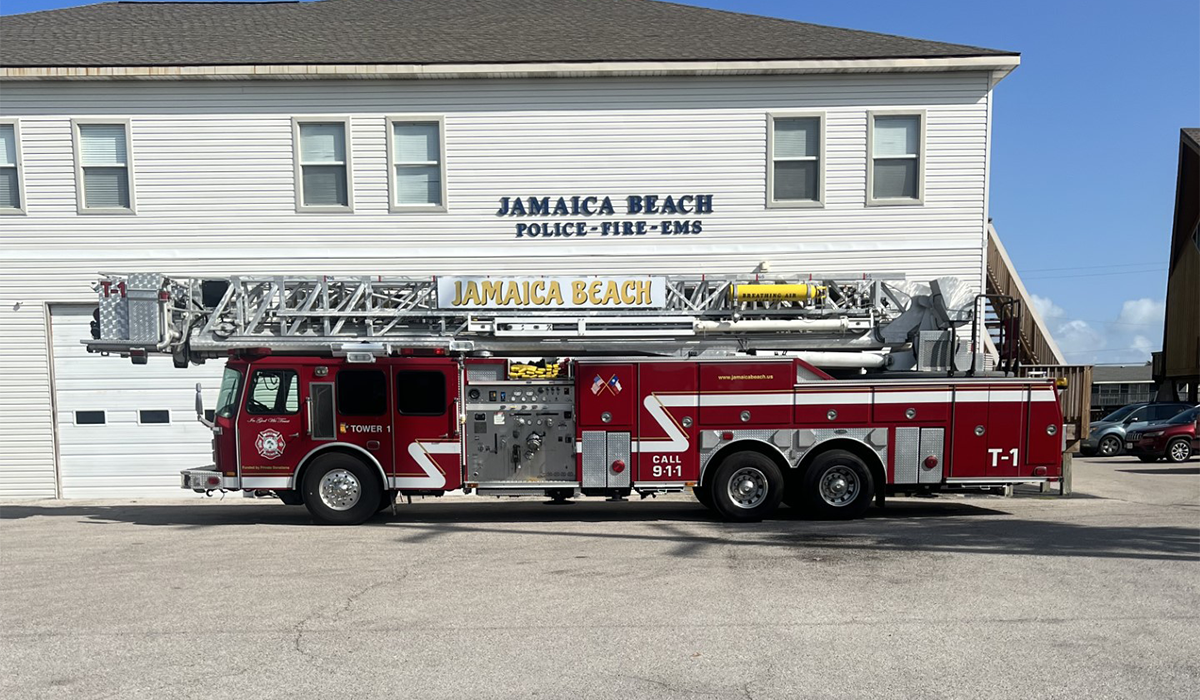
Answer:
[949,388,990,478]
[637,362,699,483]
[577,364,636,428]
[390,359,461,490]
[985,386,1028,478]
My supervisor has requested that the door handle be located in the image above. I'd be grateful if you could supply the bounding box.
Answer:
[289,433,300,439]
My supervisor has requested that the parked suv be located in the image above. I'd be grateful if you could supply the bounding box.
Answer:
[1126,406,1200,463]
[1080,402,1195,457]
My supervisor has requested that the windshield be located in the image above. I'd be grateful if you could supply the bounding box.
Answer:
[215,367,244,419]
[1166,407,1200,425]
[1099,405,1138,422]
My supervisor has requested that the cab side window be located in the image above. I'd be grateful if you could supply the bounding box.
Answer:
[1126,407,1147,423]
[246,369,299,414]
[337,369,387,415]
[396,370,446,416]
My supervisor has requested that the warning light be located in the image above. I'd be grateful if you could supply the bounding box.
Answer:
[206,476,221,486]
[923,455,939,470]
[611,459,626,474]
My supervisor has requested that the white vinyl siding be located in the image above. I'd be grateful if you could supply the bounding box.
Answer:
[767,113,823,207]
[73,121,134,213]
[868,111,925,205]
[0,121,23,213]
[388,117,445,211]
[294,119,351,210]
[0,72,992,497]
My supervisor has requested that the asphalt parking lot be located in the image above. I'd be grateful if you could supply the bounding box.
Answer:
[1,456,1197,700]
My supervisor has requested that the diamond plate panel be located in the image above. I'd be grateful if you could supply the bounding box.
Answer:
[126,273,163,344]
[894,427,921,484]
[582,431,607,489]
[918,428,945,484]
[606,432,631,488]
[466,363,505,383]
[98,284,127,341]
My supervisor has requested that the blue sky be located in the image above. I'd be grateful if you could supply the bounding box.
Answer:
[3,0,1198,364]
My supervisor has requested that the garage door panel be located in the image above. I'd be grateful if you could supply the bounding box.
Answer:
[52,305,225,499]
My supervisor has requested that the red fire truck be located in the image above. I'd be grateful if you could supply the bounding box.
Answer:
[86,272,1064,524]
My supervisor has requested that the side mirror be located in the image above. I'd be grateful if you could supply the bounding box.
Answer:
[195,383,215,429]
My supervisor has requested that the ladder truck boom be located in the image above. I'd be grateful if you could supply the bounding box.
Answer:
[86,272,978,371]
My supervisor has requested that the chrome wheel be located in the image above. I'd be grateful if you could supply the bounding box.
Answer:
[1168,439,1191,463]
[1099,436,1121,457]
[817,465,860,507]
[726,467,769,509]
[318,469,362,511]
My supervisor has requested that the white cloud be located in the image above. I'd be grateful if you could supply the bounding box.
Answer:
[1030,294,1065,321]
[1032,295,1163,364]
[1116,298,1165,328]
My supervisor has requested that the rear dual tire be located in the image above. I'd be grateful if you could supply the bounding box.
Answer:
[797,450,875,520]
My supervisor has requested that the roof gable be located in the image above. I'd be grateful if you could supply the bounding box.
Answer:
[1,0,1016,69]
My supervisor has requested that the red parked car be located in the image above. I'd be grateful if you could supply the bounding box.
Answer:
[1125,406,1200,463]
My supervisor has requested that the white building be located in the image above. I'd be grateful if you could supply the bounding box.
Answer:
[0,0,1020,498]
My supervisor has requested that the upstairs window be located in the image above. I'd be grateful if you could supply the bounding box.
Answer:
[294,119,351,210]
[0,122,23,213]
[868,112,924,204]
[75,122,134,212]
[768,114,823,207]
[388,118,445,210]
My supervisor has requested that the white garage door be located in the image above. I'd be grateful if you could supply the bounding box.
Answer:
[51,305,226,498]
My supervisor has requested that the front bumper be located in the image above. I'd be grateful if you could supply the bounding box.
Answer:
[181,465,231,492]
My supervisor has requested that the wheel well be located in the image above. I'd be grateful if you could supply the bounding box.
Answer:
[700,440,790,486]
[292,445,389,493]
[794,438,886,491]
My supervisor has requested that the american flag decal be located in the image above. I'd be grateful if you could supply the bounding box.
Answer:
[591,375,605,395]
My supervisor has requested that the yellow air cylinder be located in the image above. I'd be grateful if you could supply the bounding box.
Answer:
[730,283,825,303]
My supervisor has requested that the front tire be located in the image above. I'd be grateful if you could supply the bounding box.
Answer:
[302,453,381,525]
[692,484,715,510]
[1098,435,1123,457]
[1166,438,1192,463]
[708,451,784,522]
[801,450,874,520]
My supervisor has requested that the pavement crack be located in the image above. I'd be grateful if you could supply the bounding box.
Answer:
[292,571,409,657]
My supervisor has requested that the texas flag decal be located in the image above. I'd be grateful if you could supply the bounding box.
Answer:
[608,375,623,394]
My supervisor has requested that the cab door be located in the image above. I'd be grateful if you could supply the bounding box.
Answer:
[331,366,394,476]
[390,358,461,491]
[237,363,305,486]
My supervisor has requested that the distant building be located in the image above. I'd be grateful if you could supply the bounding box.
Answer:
[1153,129,1199,404]
[1091,364,1154,420]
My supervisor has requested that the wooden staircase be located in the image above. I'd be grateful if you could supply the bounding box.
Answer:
[986,223,1092,447]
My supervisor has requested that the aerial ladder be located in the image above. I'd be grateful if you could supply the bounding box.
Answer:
[86,272,985,374]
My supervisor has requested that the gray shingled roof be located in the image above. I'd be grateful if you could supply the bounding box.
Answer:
[0,0,1015,68]
[1092,364,1154,384]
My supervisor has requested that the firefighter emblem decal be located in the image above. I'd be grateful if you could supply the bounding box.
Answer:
[255,429,286,460]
